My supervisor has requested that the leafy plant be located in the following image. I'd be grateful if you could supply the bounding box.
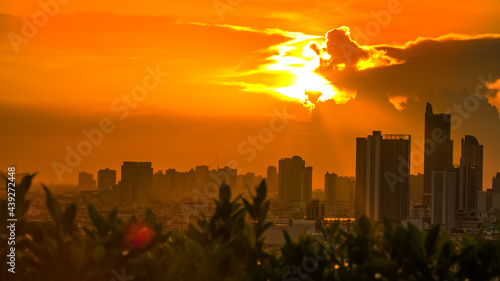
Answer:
[1,174,499,281]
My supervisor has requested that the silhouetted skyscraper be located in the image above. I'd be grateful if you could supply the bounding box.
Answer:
[493,172,500,192]
[278,156,312,203]
[267,166,278,194]
[355,131,410,222]
[332,176,356,204]
[431,167,456,230]
[97,168,116,191]
[78,171,96,190]
[324,172,338,204]
[301,166,313,202]
[458,135,483,211]
[410,173,424,205]
[121,162,153,203]
[424,103,453,207]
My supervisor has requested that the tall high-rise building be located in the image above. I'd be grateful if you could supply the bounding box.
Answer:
[324,172,338,204]
[355,131,411,222]
[409,173,424,205]
[336,176,355,204]
[97,168,116,191]
[266,166,278,195]
[424,103,453,207]
[431,167,456,230]
[78,171,96,190]
[278,156,313,203]
[493,172,500,192]
[458,135,483,211]
[301,166,313,202]
[121,162,153,203]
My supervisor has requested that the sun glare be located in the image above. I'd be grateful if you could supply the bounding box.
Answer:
[261,34,343,109]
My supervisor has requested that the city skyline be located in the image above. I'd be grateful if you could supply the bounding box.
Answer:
[2,2,500,188]
[10,118,499,194]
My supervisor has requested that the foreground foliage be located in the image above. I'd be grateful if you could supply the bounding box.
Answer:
[1,175,499,280]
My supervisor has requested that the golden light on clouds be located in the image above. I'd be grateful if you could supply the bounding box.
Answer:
[223,26,406,110]
[387,95,410,111]
[262,34,346,109]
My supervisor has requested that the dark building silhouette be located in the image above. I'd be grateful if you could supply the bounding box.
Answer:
[78,171,96,190]
[267,166,278,195]
[278,156,313,203]
[410,173,424,205]
[243,172,256,189]
[493,172,500,192]
[97,168,116,191]
[301,166,313,202]
[306,199,325,220]
[423,103,453,207]
[355,131,410,222]
[337,176,356,204]
[431,167,456,230]
[212,166,238,190]
[458,135,483,211]
[478,172,500,212]
[121,162,153,203]
[195,165,209,190]
[324,172,338,204]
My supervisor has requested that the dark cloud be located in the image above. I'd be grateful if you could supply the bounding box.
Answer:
[305,30,500,187]
[315,31,500,103]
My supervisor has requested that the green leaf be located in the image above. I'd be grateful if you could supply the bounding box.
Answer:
[61,203,77,233]
[256,180,267,202]
[43,185,62,223]
[425,224,440,256]
[219,182,231,204]
[107,208,118,225]
[88,204,107,237]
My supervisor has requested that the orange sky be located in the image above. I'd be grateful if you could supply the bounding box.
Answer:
[1,0,500,189]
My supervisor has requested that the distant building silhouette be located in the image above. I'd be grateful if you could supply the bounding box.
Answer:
[152,168,197,201]
[278,156,313,203]
[355,131,410,222]
[243,172,256,189]
[212,166,238,190]
[306,199,325,220]
[424,103,453,207]
[478,172,500,212]
[301,166,313,202]
[97,168,116,191]
[78,171,96,190]
[431,167,456,230]
[493,172,500,192]
[195,165,209,190]
[152,170,167,199]
[121,162,153,203]
[267,166,278,194]
[324,172,338,204]
[458,135,483,211]
[410,173,424,205]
